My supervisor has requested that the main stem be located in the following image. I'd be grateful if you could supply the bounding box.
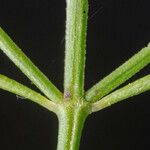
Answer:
[56,102,91,150]
[58,0,89,149]
[64,0,88,99]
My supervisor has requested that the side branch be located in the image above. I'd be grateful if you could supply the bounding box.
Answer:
[86,44,150,102]
[92,75,150,112]
[0,74,57,112]
[0,27,62,102]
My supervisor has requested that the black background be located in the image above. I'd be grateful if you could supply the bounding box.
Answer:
[0,0,150,149]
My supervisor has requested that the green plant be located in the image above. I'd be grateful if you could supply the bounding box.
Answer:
[0,0,150,149]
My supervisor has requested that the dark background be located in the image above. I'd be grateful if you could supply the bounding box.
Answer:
[0,0,150,149]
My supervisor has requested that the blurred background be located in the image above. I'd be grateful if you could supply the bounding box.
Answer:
[0,0,150,149]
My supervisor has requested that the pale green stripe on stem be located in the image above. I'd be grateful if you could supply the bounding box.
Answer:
[64,0,88,99]
[92,75,150,112]
[0,74,57,112]
[86,44,150,102]
[0,27,62,102]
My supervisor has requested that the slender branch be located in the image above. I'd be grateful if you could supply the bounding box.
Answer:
[0,27,62,102]
[86,44,150,102]
[0,74,58,112]
[64,0,88,99]
[92,74,150,112]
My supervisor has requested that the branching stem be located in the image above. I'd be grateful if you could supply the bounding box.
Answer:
[86,45,150,102]
[0,0,150,150]
[0,27,62,102]
[0,74,57,112]
[92,75,150,112]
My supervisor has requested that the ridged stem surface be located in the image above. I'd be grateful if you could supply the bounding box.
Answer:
[64,0,88,99]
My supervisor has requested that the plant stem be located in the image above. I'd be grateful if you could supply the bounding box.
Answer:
[92,74,150,112]
[0,74,57,112]
[56,101,91,150]
[0,27,62,102]
[64,0,88,99]
[86,45,150,102]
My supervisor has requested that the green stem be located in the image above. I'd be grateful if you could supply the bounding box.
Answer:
[56,101,91,150]
[92,74,150,112]
[86,44,150,102]
[0,27,62,102]
[64,0,88,99]
[0,74,57,112]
